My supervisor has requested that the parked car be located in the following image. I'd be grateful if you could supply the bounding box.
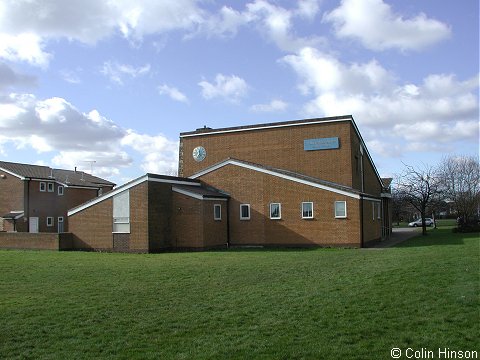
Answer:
[408,218,434,227]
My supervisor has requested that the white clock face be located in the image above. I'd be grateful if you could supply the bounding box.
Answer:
[192,146,206,162]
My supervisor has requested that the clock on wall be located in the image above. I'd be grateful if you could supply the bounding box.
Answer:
[192,146,206,162]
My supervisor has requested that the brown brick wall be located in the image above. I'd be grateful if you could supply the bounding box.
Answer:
[148,182,173,250]
[24,180,101,233]
[0,171,25,231]
[129,182,149,251]
[171,192,203,248]
[202,201,228,248]
[199,164,362,247]
[181,121,355,188]
[69,197,113,250]
[0,232,72,250]
[362,199,382,245]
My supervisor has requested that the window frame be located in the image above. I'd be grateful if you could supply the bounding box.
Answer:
[46,216,54,227]
[40,182,46,192]
[112,190,130,233]
[334,201,347,219]
[214,204,222,221]
[240,204,251,220]
[301,202,314,219]
[47,182,54,192]
[269,203,281,220]
[377,202,381,219]
[58,185,64,196]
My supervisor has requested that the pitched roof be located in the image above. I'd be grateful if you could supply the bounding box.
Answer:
[172,184,229,200]
[0,160,115,188]
[190,158,366,199]
[180,115,353,137]
[68,173,221,216]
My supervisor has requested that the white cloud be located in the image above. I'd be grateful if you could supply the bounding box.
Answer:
[0,92,181,178]
[283,47,394,95]
[0,62,36,90]
[282,47,479,156]
[101,61,150,85]
[59,69,81,84]
[323,0,451,51]
[250,99,288,112]
[199,74,248,103]
[0,93,131,177]
[0,33,51,67]
[121,130,179,175]
[158,84,189,103]
[244,0,324,52]
[193,0,324,52]
[0,0,205,66]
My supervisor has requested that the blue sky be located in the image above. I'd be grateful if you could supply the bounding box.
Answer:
[0,0,478,185]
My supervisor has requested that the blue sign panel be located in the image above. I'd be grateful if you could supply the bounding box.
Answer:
[304,137,339,151]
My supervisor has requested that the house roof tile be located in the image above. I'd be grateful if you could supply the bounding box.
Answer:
[0,161,115,188]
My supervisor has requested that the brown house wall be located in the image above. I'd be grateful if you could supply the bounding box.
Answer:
[202,201,228,248]
[199,165,361,247]
[148,182,173,251]
[362,199,382,245]
[69,197,113,250]
[0,171,25,231]
[171,192,203,248]
[129,182,149,252]
[180,122,355,188]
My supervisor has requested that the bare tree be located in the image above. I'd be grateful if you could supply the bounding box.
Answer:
[396,163,441,236]
[437,155,480,224]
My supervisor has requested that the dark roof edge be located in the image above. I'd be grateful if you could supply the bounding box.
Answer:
[68,173,201,216]
[179,115,353,137]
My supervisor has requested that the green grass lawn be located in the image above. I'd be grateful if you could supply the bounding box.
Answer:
[0,228,478,359]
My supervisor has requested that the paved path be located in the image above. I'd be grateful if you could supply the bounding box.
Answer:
[369,227,421,248]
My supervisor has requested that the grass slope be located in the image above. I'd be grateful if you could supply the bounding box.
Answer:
[0,228,478,359]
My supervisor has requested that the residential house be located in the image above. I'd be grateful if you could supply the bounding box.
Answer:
[0,161,115,233]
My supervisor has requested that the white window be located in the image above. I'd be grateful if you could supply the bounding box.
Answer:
[240,204,250,220]
[302,202,314,219]
[113,190,130,233]
[58,186,64,196]
[335,201,347,218]
[270,203,281,220]
[40,182,46,192]
[214,204,222,221]
[47,182,54,192]
[46,217,54,227]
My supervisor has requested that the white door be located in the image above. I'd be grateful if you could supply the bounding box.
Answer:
[29,217,39,233]
[58,217,64,233]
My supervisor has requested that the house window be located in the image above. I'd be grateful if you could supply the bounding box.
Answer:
[58,186,64,196]
[302,202,314,219]
[113,190,130,233]
[377,202,381,219]
[214,204,222,221]
[270,203,281,220]
[240,204,250,220]
[47,182,54,192]
[335,201,347,218]
[47,217,54,227]
[40,182,46,192]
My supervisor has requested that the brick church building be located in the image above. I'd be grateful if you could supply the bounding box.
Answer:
[66,115,392,252]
